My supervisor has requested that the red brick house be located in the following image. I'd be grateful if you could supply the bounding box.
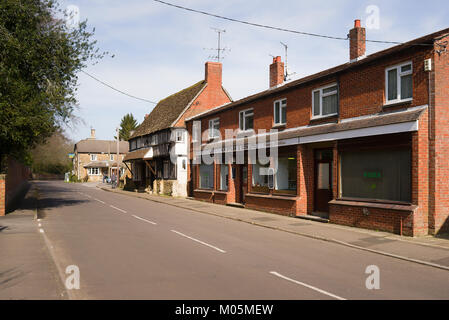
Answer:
[124,62,232,197]
[185,20,449,236]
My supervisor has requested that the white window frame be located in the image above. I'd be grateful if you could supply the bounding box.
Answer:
[273,98,287,125]
[90,154,97,161]
[110,154,114,161]
[385,61,413,105]
[239,108,254,132]
[88,167,100,175]
[311,83,338,119]
[208,118,220,139]
[175,130,184,142]
[192,122,200,142]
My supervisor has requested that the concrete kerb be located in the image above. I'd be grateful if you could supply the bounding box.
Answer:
[100,187,449,272]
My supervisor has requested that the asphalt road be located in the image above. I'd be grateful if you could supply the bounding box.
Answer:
[34,180,449,299]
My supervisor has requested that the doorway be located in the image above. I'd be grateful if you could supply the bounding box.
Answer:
[238,164,248,204]
[314,149,333,218]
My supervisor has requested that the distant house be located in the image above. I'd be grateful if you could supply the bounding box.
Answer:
[73,129,129,182]
[124,61,232,196]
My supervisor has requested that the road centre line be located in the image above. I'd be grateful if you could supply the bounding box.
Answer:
[171,230,226,253]
[110,205,127,214]
[132,215,157,225]
[95,198,106,204]
[269,271,346,300]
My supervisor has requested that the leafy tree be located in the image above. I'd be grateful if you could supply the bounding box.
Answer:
[119,113,138,141]
[31,130,73,175]
[0,0,106,172]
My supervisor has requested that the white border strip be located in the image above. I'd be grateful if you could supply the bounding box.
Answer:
[270,271,346,300]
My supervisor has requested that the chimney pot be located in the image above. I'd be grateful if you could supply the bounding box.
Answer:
[349,19,366,61]
[90,128,96,140]
[269,56,284,88]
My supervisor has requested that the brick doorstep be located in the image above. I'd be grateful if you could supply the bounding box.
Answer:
[100,186,449,271]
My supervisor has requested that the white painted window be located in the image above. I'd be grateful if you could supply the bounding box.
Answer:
[274,99,287,125]
[219,165,228,191]
[385,61,413,104]
[192,122,200,142]
[175,130,184,142]
[88,167,100,175]
[90,154,97,161]
[312,84,338,118]
[208,118,220,138]
[110,154,114,161]
[239,109,254,131]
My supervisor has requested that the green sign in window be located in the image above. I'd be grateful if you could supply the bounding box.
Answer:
[363,171,381,179]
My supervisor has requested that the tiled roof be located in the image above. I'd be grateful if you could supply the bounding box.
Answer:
[130,80,206,138]
[123,148,151,162]
[75,139,129,153]
[187,28,449,121]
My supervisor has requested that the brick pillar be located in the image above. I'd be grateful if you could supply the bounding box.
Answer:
[0,174,5,216]
[227,162,236,203]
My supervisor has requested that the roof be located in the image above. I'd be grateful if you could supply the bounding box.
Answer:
[202,105,427,150]
[187,28,449,122]
[74,139,129,154]
[130,80,207,139]
[123,148,151,162]
[83,160,126,168]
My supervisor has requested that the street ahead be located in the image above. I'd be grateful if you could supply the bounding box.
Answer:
[29,181,449,299]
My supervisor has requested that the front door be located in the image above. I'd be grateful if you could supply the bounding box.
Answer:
[238,165,248,204]
[314,149,333,217]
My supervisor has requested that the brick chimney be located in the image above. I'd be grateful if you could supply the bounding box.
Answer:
[90,128,96,140]
[269,56,284,88]
[348,19,366,62]
[205,62,222,88]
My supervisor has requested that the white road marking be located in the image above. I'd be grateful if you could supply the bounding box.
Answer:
[132,215,157,225]
[269,271,346,300]
[39,228,45,233]
[95,198,106,204]
[110,205,127,214]
[171,230,226,253]
[38,223,42,227]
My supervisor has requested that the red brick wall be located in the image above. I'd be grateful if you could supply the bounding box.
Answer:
[0,157,31,216]
[245,195,296,216]
[0,175,5,216]
[329,204,414,236]
[432,38,449,234]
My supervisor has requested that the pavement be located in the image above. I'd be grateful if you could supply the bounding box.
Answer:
[0,184,67,299]
[1,180,449,300]
[99,183,449,270]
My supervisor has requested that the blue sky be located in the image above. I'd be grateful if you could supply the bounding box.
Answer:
[59,0,449,142]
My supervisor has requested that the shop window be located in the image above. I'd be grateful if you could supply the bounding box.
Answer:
[340,148,411,202]
[252,161,270,193]
[199,164,214,189]
[219,165,228,191]
[274,156,297,194]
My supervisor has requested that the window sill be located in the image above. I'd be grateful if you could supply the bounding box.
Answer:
[194,189,214,193]
[272,123,286,129]
[383,99,412,109]
[310,113,338,121]
[329,199,417,212]
[246,193,298,201]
